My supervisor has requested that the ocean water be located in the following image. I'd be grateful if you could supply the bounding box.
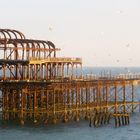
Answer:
[1,67,140,140]
[1,113,140,140]
[82,66,140,75]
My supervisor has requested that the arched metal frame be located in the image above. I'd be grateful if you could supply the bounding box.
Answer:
[0,29,62,81]
[0,29,25,39]
[0,28,82,81]
[0,29,59,60]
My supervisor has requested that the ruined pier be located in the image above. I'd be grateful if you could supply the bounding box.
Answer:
[0,29,140,126]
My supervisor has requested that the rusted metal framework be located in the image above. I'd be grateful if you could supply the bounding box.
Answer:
[0,29,140,126]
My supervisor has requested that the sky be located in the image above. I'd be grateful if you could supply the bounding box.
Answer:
[0,0,140,67]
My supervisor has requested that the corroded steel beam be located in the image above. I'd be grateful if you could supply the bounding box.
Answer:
[0,29,25,39]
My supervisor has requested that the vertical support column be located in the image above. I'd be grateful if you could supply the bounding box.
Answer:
[14,43,18,80]
[50,63,52,79]
[34,64,36,80]
[96,82,100,113]
[85,86,90,120]
[52,63,55,79]
[102,86,105,102]
[123,83,126,113]
[71,63,74,80]
[40,88,43,108]
[75,86,79,121]
[3,35,7,80]
[46,63,48,80]
[93,87,96,102]
[15,66,18,80]
[22,65,24,80]
[20,89,24,125]
[71,88,74,118]
[6,88,9,120]
[99,84,101,112]
[2,88,8,121]
[44,64,46,80]
[81,88,83,106]
[3,64,6,80]
[45,89,49,124]
[39,46,41,59]
[12,90,16,120]
[33,87,37,123]
[67,89,70,115]
[114,84,117,114]
[28,89,32,119]
[56,63,58,79]
[39,88,43,121]
[86,87,88,116]
[76,64,78,79]
[28,64,30,80]
[67,64,69,76]
[63,88,68,122]
[41,64,43,80]
[3,35,8,80]
[132,83,134,113]
[55,63,58,79]
[2,89,5,121]
[17,64,20,80]
[26,44,29,60]
[58,64,60,77]
[9,47,12,80]
[105,84,108,112]
[80,64,82,78]
[62,63,64,79]
[10,66,12,80]
[37,64,39,80]
[96,81,101,112]
[4,41,6,61]
[52,89,56,124]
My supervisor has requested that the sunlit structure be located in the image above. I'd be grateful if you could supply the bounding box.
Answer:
[0,29,140,126]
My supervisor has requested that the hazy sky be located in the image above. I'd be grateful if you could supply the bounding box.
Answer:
[0,0,140,66]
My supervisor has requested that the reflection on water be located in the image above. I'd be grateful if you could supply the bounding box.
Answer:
[0,113,140,140]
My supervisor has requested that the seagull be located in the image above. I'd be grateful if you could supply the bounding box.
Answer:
[116,59,119,63]
[49,27,53,31]
[116,10,123,14]
[126,44,130,48]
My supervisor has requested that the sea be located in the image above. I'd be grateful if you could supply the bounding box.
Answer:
[1,67,140,140]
